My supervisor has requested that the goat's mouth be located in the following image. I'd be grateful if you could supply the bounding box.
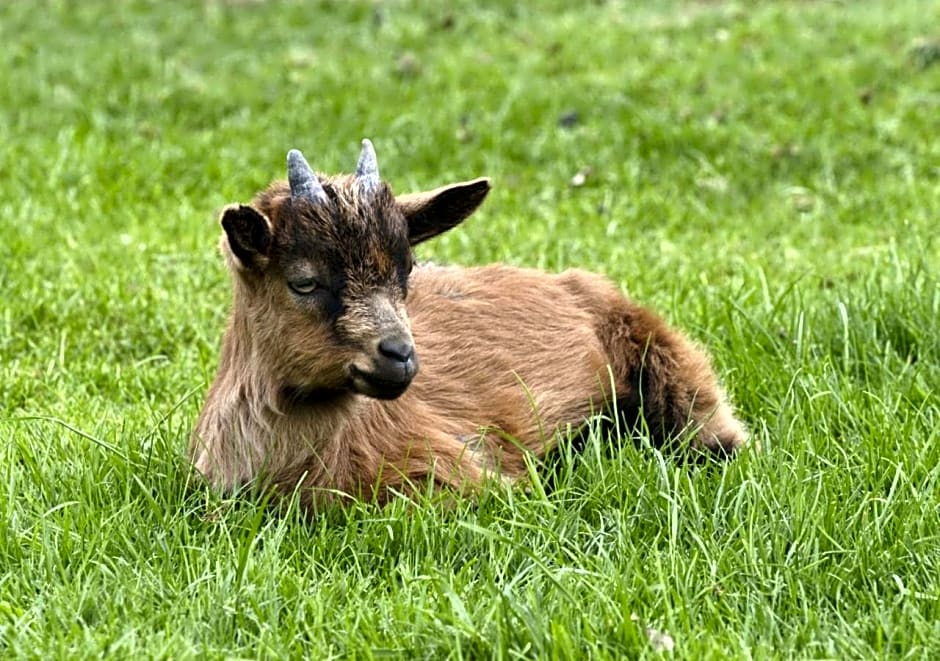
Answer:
[349,362,417,400]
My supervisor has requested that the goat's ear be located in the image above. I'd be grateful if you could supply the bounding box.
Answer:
[397,178,491,246]
[220,204,273,271]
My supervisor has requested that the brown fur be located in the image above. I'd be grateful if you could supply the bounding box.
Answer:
[191,148,747,510]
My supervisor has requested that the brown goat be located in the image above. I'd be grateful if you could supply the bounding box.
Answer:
[191,140,747,509]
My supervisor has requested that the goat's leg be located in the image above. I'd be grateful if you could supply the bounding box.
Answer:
[601,302,748,454]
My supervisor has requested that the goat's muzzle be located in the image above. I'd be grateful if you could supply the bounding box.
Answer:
[349,335,419,400]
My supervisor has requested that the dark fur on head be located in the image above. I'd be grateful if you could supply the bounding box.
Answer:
[217,145,489,401]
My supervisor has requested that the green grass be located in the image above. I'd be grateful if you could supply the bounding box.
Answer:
[1,0,939,657]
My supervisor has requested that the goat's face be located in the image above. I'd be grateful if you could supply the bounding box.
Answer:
[218,140,490,401]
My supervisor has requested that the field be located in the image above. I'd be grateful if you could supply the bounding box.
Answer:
[1,0,938,658]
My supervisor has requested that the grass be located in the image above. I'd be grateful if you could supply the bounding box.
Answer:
[1,0,938,657]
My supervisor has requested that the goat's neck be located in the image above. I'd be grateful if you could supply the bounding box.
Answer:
[229,306,357,423]
[203,304,361,486]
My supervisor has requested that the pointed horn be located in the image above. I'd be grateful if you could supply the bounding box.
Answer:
[287,149,328,204]
[355,138,380,193]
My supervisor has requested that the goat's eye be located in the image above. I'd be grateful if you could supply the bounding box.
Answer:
[288,278,320,295]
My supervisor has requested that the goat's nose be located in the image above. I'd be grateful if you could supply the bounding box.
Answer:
[378,336,415,364]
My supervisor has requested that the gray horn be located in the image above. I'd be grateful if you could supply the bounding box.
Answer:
[355,138,380,193]
[287,149,328,204]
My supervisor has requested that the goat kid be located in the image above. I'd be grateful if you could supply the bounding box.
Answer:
[191,140,748,509]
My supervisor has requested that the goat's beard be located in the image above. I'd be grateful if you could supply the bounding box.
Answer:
[279,384,350,409]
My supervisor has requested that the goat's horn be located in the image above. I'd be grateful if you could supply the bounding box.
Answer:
[355,138,380,193]
[287,149,328,204]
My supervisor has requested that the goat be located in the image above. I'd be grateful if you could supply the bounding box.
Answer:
[191,140,748,509]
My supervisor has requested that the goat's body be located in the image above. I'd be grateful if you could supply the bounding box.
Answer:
[193,263,746,505]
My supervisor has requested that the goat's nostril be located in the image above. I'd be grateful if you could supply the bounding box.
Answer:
[378,337,415,364]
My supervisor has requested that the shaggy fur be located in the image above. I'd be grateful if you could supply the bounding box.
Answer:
[191,144,748,510]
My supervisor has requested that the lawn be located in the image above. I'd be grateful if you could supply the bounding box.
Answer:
[1,0,938,658]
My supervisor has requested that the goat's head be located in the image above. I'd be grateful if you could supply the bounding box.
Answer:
[219,139,490,401]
